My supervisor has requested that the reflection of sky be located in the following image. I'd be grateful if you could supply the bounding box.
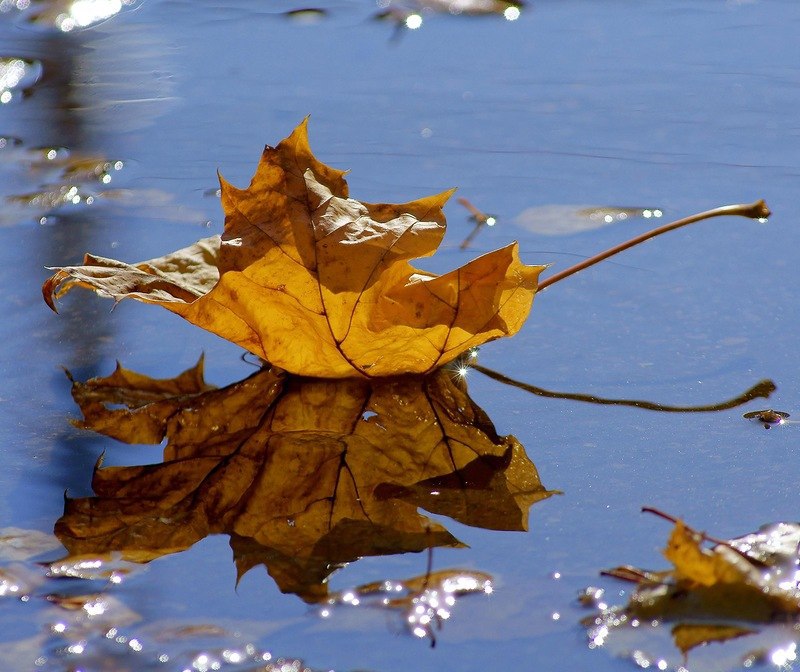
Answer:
[1,2,800,671]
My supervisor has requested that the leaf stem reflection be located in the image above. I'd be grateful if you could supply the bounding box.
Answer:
[472,364,776,413]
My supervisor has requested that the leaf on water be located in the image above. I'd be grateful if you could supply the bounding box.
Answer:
[585,515,800,671]
[0,527,63,561]
[44,119,545,378]
[514,204,663,236]
[55,360,554,601]
[321,567,493,644]
[671,623,757,656]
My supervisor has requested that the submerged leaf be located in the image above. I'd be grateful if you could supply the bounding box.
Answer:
[56,361,554,601]
[44,119,544,378]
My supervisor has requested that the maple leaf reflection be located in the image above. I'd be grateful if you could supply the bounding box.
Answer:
[55,359,556,602]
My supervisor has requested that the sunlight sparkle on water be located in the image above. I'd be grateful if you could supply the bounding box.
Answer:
[771,642,797,667]
[405,13,422,29]
[0,0,31,12]
[503,6,520,20]
[56,0,129,31]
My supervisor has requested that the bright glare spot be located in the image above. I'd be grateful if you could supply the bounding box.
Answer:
[58,0,123,32]
[46,149,57,160]
[771,643,797,667]
[485,216,497,226]
[503,5,520,20]
[552,572,561,580]
[421,127,433,138]
[223,650,243,664]
[84,600,106,616]
[758,217,768,224]
[657,660,668,671]
[52,622,67,633]
[551,612,560,621]
[114,160,124,170]
[0,91,12,104]
[603,214,614,223]
[320,608,330,618]
[0,58,25,90]
[412,626,427,638]
[456,365,469,378]
[101,174,112,184]
[129,638,143,652]
[67,643,85,654]
[405,13,422,29]
[159,654,169,663]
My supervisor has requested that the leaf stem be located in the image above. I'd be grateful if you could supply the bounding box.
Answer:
[641,506,748,557]
[537,200,770,291]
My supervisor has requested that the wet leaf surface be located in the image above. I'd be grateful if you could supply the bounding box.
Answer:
[44,119,545,377]
[584,515,800,671]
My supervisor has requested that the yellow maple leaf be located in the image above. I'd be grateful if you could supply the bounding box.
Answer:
[43,119,544,377]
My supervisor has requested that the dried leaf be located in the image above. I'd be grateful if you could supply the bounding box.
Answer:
[671,623,756,656]
[55,361,554,601]
[585,517,800,671]
[44,120,544,377]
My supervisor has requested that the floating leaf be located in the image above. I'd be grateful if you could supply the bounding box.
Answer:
[585,515,800,671]
[44,119,545,378]
[55,360,554,601]
[0,527,63,561]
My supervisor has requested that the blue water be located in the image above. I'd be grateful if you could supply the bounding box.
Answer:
[1,1,799,670]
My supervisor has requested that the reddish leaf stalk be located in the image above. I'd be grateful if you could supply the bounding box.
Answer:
[538,200,770,291]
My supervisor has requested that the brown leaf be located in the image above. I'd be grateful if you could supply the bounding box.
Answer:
[671,623,756,656]
[44,119,545,378]
[56,363,554,600]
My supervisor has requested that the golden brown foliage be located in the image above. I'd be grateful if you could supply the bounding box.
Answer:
[56,360,555,600]
[44,120,544,378]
